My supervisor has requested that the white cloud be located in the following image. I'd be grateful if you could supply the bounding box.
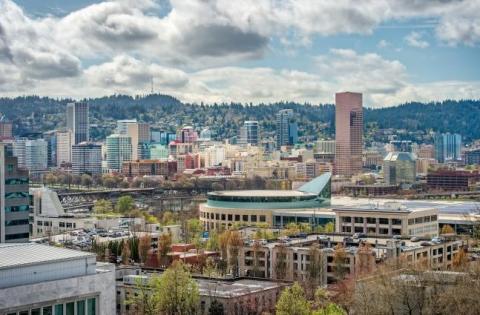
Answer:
[405,31,430,48]
[377,39,390,48]
[0,0,478,106]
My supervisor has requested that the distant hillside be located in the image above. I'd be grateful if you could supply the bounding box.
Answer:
[1,95,478,142]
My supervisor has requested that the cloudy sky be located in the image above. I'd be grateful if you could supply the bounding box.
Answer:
[1,0,479,107]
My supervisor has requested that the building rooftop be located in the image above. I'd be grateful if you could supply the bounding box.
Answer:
[209,190,314,198]
[0,243,95,270]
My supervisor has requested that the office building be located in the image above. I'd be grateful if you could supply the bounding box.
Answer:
[239,121,259,145]
[56,129,73,166]
[200,173,332,230]
[122,160,177,178]
[427,169,480,191]
[150,143,169,160]
[383,152,416,186]
[116,119,137,135]
[25,139,48,171]
[11,139,27,169]
[0,120,13,139]
[127,122,150,160]
[0,243,115,314]
[199,127,212,141]
[106,134,132,172]
[335,92,363,177]
[72,142,102,175]
[389,140,413,153]
[116,267,286,315]
[43,130,57,167]
[276,109,298,147]
[465,149,480,165]
[316,140,336,154]
[179,126,198,143]
[333,201,438,237]
[66,102,89,144]
[0,144,29,243]
[434,132,462,163]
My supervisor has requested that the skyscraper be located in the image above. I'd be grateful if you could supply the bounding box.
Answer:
[239,121,259,145]
[179,126,198,143]
[56,129,73,166]
[72,142,102,175]
[434,132,462,163]
[116,119,137,135]
[276,109,298,147]
[0,143,30,243]
[66,102,89,144]
[43,130,57,167]
[25,139,48,171]
[106,134,132,171]
[127,122,151,160]
[335,92,363,177]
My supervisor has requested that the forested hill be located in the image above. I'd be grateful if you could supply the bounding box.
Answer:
[1,95,479,142]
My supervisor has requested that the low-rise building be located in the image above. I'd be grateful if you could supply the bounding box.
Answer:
[0,243,115,315]
[427,169,480,191]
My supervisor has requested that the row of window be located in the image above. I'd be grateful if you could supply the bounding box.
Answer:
[342,226,401,235]
[5,219,29,226]
[5,233,29,240]
[342,216,402,225]
[36,221,77,229]
[5,192,29,199]
[5,205,29,212]
[408,223,438,235]
[202,212,266,223]
[5,178,29,185]
[6,297,96,315]
[408,215,438,225]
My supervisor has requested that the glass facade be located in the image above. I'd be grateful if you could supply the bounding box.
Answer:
[4,297,97,315]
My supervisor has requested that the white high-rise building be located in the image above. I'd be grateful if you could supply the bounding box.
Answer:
[116,119,137,135]
[56,129,73,166]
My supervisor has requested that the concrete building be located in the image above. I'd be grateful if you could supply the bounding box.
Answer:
[239,121,259,146]
[464,148,480,165]
[200,173,332,230]
[127,122,150,160]
[276,109,298,147]
[179,126,198,143]
[106,134,132,172]
[316,140,336,154]
[333,201,438,237]
[66,102,89,144]
[434,132,462,163]
[116,268,286,315]
[56,129,73,166]
[427,169,480,191]
[0,243,115,315]
[0,144,29,243]
[121,160,177,178]
[383,152,416,186]
[72,142,102,175]
[116,119,137,135]
[335,92,363,177]
[0,120,13,139]
[25,139,48,171]
[149,143,169,160]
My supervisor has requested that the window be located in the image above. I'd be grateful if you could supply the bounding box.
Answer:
[243,215,248,222]
[55,304,64,315]
[342,216,351,223]
[5,233,29,240]
[392,219,402,225]
[379,218,389,225]
[408,219,414,225]
[235,215,240,221]
[259,215,266,222]
[5,205,29,212]
[354,226,364,233]
[32,309,41,315]
[215,213,219,220]
[251,215,257,222]
[392,229,401,235]
[87,298,96,315]
[228,214,232,221]
[59,222,65,227]
[354,217,364,223]
[221,214,226,221]
[342,226,351,233]
[379,228,389,235]
[43,306,53,315]
[367,217,376,224]
[66,223,73,228]
[77,301,86,315]
[424,216,431,222]
[66,302,74,315]
[415,217,424,224]
[431,215,437,221]
[5,219,29,226]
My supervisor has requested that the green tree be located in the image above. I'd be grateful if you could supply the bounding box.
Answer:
[116,195,135,213]
[126,276,161,315]
[276,282,311,315]
[93,199,114,214]
[156,261,200,315]
[81,174,93,188]
[324,222,335,233]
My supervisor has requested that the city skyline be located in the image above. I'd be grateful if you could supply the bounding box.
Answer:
[0,0,478,107]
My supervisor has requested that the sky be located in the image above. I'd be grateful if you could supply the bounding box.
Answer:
[1,0,480,107]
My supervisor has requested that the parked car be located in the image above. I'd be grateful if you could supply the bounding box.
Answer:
[353,233,367,240]
[410,236,421,242]
[431,237,443,244]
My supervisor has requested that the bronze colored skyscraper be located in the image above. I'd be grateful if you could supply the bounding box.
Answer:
[335,92,363,177]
